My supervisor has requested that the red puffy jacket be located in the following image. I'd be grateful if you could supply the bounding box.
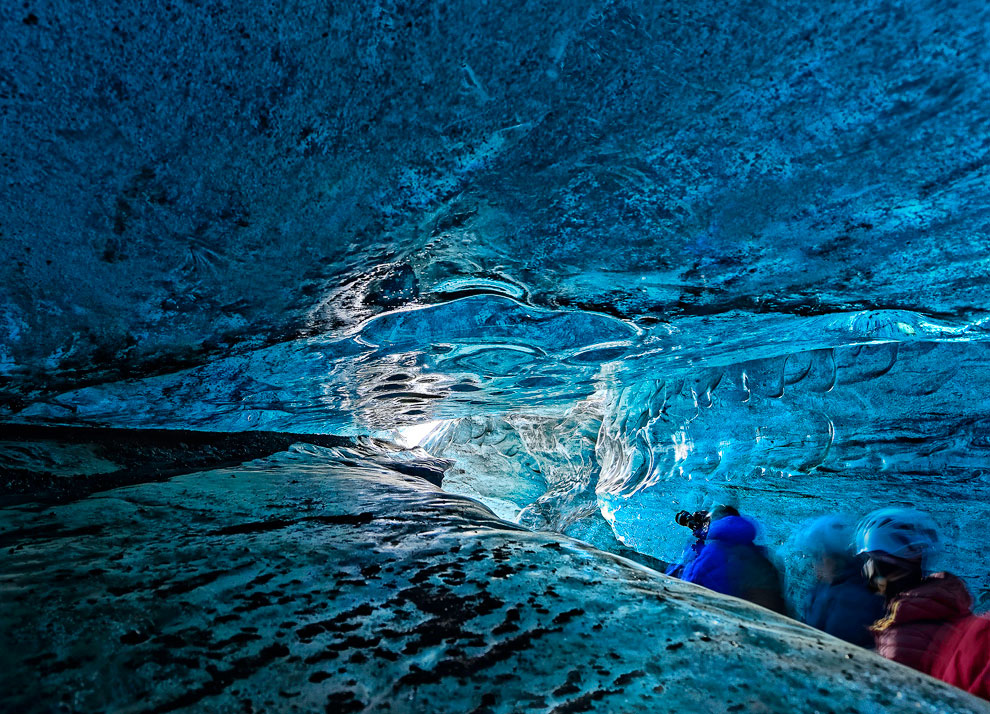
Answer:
[871,572,973,675]
[931,614,990,700]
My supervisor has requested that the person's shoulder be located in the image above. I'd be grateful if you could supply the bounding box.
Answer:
[706,515,757,544]
[830,579,884,613]
[930,613,990,698]
[908,572,973,613]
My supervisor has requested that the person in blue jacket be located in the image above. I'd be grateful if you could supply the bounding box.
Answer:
[797,515,885,648]
[665,507,718,578]
[681,508,787,614]
[666,505,741,578]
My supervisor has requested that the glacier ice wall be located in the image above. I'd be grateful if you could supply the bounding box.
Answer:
[5,0,990,602]
[595,337,990,606]
[4,0,990,408]
[421,398,604,529]
[3,1,990,706]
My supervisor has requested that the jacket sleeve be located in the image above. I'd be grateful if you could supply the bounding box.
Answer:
[682,544,729,594]
[823,590,882,648]
[931,615,990,700]
[803,586,826,628]
[666,539,704,578]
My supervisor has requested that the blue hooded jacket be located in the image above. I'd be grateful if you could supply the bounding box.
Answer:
[803,563,886,648]
[665,526,707,578]
[682,516,787,614]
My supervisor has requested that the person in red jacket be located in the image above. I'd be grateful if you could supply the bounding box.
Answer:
[931,614,990,701]
[855,508,974,676]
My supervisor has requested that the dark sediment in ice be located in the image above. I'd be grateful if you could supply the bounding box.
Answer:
[1,445,985,713]
[0,426,451,504]
[0,425,345,503]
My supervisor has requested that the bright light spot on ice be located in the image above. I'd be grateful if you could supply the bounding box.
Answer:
[395,420,441,448]
[672,428,690,461]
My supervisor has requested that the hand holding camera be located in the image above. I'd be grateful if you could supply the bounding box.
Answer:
[675,509,710,532]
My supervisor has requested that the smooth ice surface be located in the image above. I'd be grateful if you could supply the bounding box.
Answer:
[1,445,986,714]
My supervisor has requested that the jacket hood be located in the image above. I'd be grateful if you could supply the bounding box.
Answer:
[876,572,973,628]
[705,515,757,545]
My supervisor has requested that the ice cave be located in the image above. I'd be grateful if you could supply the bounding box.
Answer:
[2,1,990,712]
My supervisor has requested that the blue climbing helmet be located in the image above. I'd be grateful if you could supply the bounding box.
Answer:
[796,514,855,558]
[854,507,940,562]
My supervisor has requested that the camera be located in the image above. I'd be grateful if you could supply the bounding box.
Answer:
[675,509,710,531]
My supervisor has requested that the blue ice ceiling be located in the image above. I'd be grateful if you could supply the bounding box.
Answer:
[3,0,990,597]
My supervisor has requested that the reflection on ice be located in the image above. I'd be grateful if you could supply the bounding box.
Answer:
[395,419,443,448]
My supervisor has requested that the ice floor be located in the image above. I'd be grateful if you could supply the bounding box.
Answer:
[1,444,986,713]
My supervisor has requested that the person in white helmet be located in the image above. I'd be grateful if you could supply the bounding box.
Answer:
[855,507,973,675]
[796,514,884,648]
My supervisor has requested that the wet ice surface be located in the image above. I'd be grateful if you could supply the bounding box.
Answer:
[9,308,990,612]
[1,444,986,714]
[8,295,637,432]
[9,303,987,438]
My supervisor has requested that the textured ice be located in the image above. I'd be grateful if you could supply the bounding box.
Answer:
[4,0,990,405]
[4,0,990,709]
[594,338,990,605]
[1,446,986,713]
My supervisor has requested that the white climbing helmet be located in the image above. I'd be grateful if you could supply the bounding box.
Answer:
[796,514,855,558]
[854,507,940,562]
